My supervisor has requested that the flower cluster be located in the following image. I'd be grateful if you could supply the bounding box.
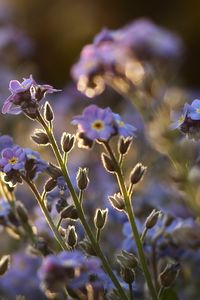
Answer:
[171,99,200,140]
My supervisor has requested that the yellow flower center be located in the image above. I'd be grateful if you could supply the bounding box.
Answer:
[91,120,105,131]
[8,157,18,165]
[178,115,184,124]
[117,120,125,127]
[196,108,200,113]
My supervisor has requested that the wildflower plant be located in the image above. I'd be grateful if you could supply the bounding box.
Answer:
[0,19,200,300]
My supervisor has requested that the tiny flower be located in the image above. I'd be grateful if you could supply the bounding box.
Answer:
[0,135,14,152]
[188,99,200,120]
[170,103,189,130]
[72,104,115,141]
[0,146,25,173]
[113,113,137,137]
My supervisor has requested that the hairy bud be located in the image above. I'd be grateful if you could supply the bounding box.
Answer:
[79,239,96,256]
[44,102,54,122]
[61,133,75,153]
[101,153,116,173]
[44,178,57,192]
[117,250,139,269]
[118,137,132,155]
[66,225,77,248]
[145,209,161,229]
[94,208,108,230]
[109,193,125,211]
[76,168,89,190]
[130,163,146,184]
[0,256,10,275]
[120,267,135,284]
[60,205,78,220]
[159,263,180,287]
[31,130,49,145]
[47,163,63,178]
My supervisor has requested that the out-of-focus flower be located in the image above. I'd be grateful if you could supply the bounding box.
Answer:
[188,99,200,120]
[0,146,25,173]
[0,135,14,152]
[113,113,137,137]
[0,199,11,223]
[170,103,190,130]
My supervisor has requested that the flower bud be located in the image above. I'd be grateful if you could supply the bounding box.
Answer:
[145,209,161,229]
[55,198,68,213]
[47,163,63,178]
[76,168,89,190]
[120,267,135,284]
[16,201,29,223]
[118,137,132,155]
[60,205,78,220]
[109,193,125,211]
[101,153,116,173]
[117,250,139,269]
[44,178,57,192]
[31,130,49,145]
[130,163,146,184]
[66,225,77,248]
[61,133,75,153]
[79,239,96,256]
[159,263,180,287]
[94,208,108,230]
[77,132,94,149]
[0,255,10,275]
[44,102,54,122]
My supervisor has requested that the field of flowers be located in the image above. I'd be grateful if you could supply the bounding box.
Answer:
[0,1,200,300]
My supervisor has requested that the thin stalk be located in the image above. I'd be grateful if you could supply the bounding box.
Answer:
[57,216,63,230]
[141,227,148,243]
[103,142,158,300]
[36,111,128,300]
[23,176,68,251]
[96,228,101,243]
[129,283,134,300]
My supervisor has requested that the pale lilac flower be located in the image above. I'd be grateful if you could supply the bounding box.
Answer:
[113,113,137,137]
[0,146,26,173]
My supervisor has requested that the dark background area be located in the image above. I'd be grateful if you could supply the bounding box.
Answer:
[6,0,200,88]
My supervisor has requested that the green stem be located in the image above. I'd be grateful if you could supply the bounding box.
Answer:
[36,111,128,300]
[141,227,148,243]
[96,228,101,243]
[57,216,63,230]
[129,283,134,300]
[158,286,165,299]
[103,142,158,300]
[23,177,68,251]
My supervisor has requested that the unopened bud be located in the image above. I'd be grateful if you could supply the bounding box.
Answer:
[109,193,125,211]
[120,267,135,284]
[61,133,75,153]
[76,168,89,190]
[79,239,96,256]
[55,198,68,213]
[145,209,161,229]
[0,256,10,275]
[101,153,116,173]
[31,130,49,145]
[118,137,132,155]
[16,201,29,223]
[60,205,78,220]
[44,102,54,122]
[117,250,139,269]
[159,263,180,287]
[130,163,146,184]
[47,163,63,178]
[66,225,77,248]
[77,132,94,149]
[94,208,108,230]
[44,178,57,192]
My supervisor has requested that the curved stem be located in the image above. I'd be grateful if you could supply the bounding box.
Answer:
[103,142,158,300]
[23,177,68,251]
[36,111,128,300]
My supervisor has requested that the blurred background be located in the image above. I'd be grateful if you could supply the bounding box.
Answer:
[1,0,200,88]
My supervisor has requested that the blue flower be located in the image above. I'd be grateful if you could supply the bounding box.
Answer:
[72,104,115,141]
[0,135,14,152]
[0,199,11,218]
[170,103,190,130]
[188,99,200,120]
[25,148,48,174]
[0,146,26,173]
[113,113,137,137]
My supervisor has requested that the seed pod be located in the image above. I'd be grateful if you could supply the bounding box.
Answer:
[145,209,161,229]
[76,168,89,190]
[94,208,108,230]
[31,130,49,145]
[44,178,57,192]
[60,205,78,220]
[159,263,180,287]
[66,225,77,248]
[118,137,132,155]
[101,153,116,173]
[0,256,10,275]
[61,133,75,153]
[16,201,29,223]
[109,193,125,211]
[130,163,146,184]
[44,102,54,122]
[120,267,135,284]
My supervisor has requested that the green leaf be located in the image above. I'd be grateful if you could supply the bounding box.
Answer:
[160,288,180,300]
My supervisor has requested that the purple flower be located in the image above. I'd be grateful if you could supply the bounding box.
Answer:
[0,146,25,173]
[113,113,137,137]
[0,135,14,152]
[72,104,115,141]
[25,148,48,173]
[188,99,200,120]
[170,103,190,130]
